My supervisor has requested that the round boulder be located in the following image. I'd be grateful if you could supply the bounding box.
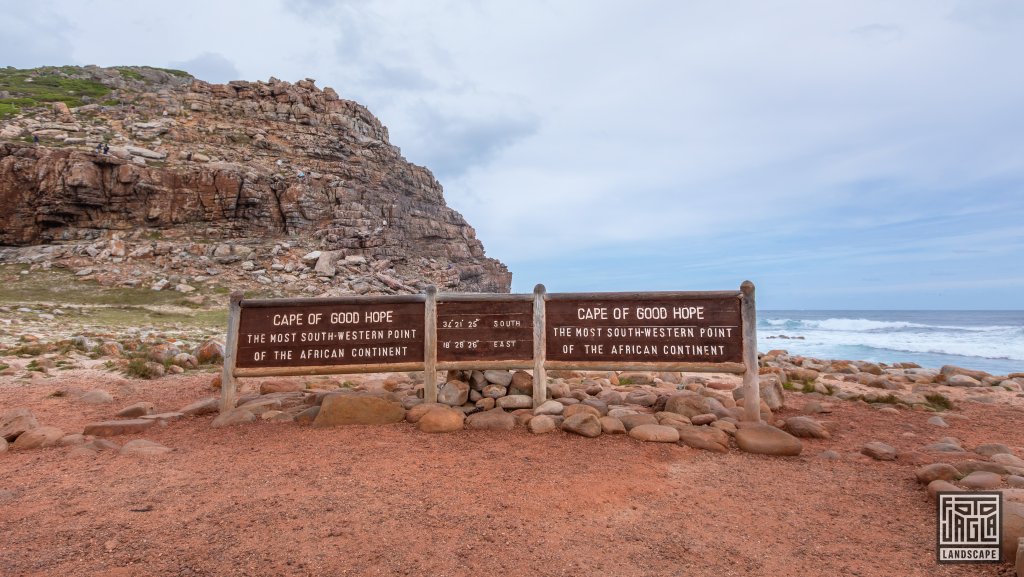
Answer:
[561,413,602,438]
[915,463,962,485]
[960,471,1002,490]
[529,415,558,434]
[735,424,802,456]
[418,407,465,433]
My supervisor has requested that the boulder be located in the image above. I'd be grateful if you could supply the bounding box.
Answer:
[509,371,533,395]
[926,416,948,428]
[619,413,659,431]
[561,413,602,438]
[0,408,39,441]
[406,402,447,424]
[676,425,730,453]
[533,400,564,416]
[783,416,830,439]
[194,339,225,364]
[417,407,465,433]
[0,438,7,453]
[564,404,602,419]
[11,426,64,450]
[946,374,982,387]
[83,419,156,436]
[179,397,219,416]
[119,439,173,456]
[115,402,155,418]
[211,409,257,427]
[466,408,516,431]
[992,453,1024,469]
[437,380,470,406]
[690,413,717,426]
[624,391,658,407]
[959,471,1002,490]
[915,463,962,485]
[735,425,802,456]
[628,424,680,443]
[260,380,305,394]
[599,416,626,435]
[529,415,558,434]
[926,480,962,501]
[862,441,898,461]
[663,392,706,418]
[1002,502,1024,564]
[496,395,533,410]
[483,370,514,387]
[314,394,405,427]
[480,384,506,399]
[975,443,1014,457]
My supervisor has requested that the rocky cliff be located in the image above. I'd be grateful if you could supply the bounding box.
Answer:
[0,66,510,295]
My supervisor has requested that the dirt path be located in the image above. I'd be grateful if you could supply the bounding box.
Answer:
[1,372,1021,577]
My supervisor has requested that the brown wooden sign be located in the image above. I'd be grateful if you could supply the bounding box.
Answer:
[437,300,533,362]
[236,300,424,369]
[218,282,761,420]
[545,296,743,364]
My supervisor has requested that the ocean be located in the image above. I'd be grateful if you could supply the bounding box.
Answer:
[757,310,1024,376]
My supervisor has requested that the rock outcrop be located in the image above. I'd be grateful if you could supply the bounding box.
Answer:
[0,66,510,294]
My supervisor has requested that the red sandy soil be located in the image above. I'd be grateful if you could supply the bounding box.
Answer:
[1,371,1022,577]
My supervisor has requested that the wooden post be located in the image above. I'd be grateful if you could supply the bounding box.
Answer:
[532,284,547,408]
[423,285,438,403]
[740,280,761,422]
[219,292,243,414]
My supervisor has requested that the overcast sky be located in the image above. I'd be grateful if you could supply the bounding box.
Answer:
[4,1,1024,308]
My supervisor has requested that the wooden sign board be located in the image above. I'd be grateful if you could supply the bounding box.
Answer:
[437,300,533,363]
[545,296,743,366]
[235,299,424,371]
[219,282,760,420]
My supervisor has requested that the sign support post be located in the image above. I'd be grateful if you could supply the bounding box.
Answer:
[532,284,547,408]
[424,286,438,403]
[740,280,761,422]
[219,291,243,414]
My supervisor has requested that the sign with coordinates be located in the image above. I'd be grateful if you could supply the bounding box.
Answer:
[545,297,743,364]
[437,300,533,362]
[235,301,424,368]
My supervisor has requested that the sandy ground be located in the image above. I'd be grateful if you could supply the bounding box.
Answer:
[1,370,1022,577]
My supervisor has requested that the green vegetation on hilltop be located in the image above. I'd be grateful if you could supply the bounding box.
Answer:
[0,66,111,118]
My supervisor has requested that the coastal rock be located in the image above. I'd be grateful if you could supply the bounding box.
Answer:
[509,371,533,395]
[405,402,446,424]
[179,397,219,416]
[484,370,514,387]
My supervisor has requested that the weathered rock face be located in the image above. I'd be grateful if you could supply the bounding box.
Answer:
[0,67,510,293]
